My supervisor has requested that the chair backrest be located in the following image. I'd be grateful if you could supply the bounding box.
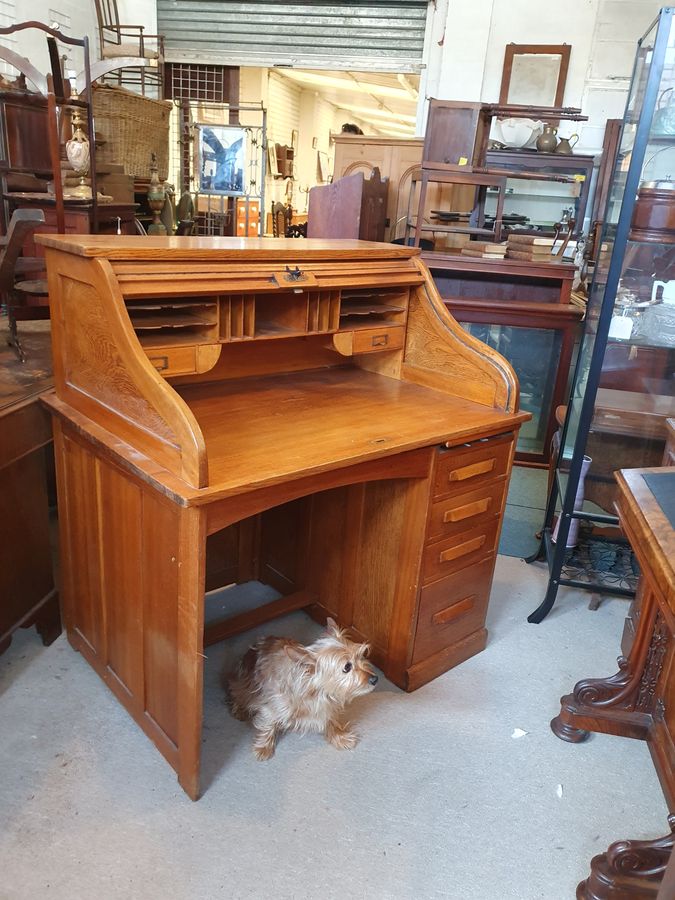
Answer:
[94,0,121,35]
[0,209,45,290]
[271,201,291,238]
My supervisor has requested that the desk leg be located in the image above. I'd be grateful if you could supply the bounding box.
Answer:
[54,425,206,800]
[551,585,660,743]
[176,507,207,801]
[577,816,675,899]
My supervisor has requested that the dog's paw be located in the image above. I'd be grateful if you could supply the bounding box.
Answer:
[328,728,359,751]
[253,743,275,761]
[229,702,249,722]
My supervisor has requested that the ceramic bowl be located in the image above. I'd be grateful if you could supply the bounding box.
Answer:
[491,118,543,150]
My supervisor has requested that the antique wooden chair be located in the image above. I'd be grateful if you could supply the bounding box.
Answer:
[93,0,164,97]
[271,201,292,238]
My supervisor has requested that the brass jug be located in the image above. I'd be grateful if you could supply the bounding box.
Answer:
[536,124,558,153]
[555,134,579,155]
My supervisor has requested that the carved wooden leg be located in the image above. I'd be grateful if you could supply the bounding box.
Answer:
[577,816,675,899]
[552,590,667,743]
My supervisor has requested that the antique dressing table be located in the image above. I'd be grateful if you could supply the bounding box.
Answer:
[38,235,529,798]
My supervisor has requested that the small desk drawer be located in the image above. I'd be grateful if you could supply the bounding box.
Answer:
[351,326,405,354]
[412,556,495,664]
[145,345,197,376]
[427,481,505,542]
[422,518,500,584]
[434,435,512,499]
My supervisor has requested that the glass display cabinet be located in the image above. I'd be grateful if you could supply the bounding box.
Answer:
[529,7,675,622]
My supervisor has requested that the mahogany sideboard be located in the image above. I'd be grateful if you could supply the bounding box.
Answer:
[38,235,529,798]
[552,467,675,898]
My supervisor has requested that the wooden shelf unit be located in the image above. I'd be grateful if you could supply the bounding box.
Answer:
[38,235,529,799]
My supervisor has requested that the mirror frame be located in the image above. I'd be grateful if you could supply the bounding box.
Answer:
[499,43,571,108]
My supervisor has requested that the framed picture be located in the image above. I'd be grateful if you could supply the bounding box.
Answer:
[195,123,246,195]
[267,141,280,178]
[317,150,330,183]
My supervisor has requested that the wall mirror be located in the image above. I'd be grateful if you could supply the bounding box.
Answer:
[499,44,571,107]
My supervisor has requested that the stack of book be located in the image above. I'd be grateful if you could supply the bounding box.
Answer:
[506,234,555,262]
[460,241,508,260]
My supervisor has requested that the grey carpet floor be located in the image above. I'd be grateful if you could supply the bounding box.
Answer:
[0,556,668,900]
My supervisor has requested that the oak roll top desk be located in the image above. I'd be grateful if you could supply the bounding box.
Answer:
[38,236,529,798]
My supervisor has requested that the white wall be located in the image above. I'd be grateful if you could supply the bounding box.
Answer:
[3,0,157,81]
[5,2,97,79]
[424,0,662,153]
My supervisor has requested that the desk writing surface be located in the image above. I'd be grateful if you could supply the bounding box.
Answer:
[177,367,528,497]
[616,467,675,616]
[36,234,419,260]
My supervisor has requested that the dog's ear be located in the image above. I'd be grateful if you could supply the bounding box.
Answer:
[325,617,341,637]
[284,644,316,674]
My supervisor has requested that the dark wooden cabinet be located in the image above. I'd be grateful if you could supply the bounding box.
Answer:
[0,342,60,654]
[424,252,583,464]
[307,169,388,242]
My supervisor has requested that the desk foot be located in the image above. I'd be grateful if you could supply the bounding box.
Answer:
[577,817,675,899]
[552,606,667,742]
[551,714,589,743]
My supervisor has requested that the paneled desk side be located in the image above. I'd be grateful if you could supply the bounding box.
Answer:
[38,236,529,798]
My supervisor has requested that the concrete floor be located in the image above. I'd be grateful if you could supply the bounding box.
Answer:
[0,555,668,900]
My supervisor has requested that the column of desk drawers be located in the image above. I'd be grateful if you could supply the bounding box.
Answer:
[411,433,514,665]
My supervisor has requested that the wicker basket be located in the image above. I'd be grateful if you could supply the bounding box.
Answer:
[93,85,172,181]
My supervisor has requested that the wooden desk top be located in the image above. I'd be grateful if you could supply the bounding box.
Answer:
[615,468,675,616]
[422,250,575,281]
[40,237,526,490]
[177,367,529,499]
[37,234,420,260]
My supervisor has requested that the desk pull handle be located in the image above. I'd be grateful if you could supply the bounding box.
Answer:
[439,535,486,564]
[443,497,491,523]
[371,333,389,347]
[448,459,495,482]
[148,355,169,372]
[432,595,476,626]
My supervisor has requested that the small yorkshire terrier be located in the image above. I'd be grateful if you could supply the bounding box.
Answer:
[227,618,378,760]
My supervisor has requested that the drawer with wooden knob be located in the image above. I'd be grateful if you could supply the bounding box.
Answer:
[421,518,500,585]
[433,434,512,500]
[411,555,495,664]
[427,481,506,542]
